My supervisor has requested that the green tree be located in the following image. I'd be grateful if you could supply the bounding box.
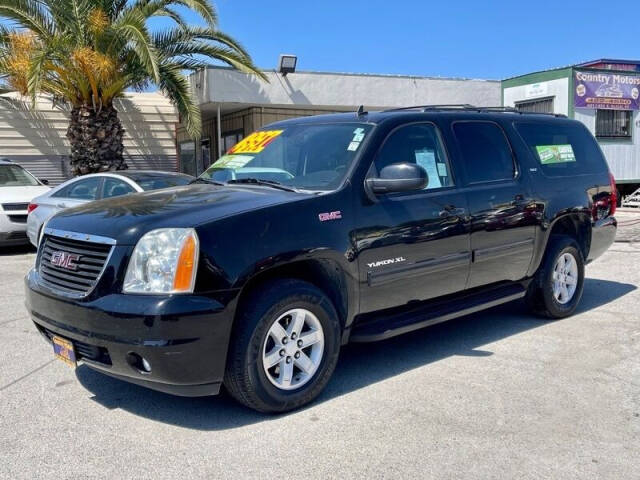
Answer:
[0,0,265,174]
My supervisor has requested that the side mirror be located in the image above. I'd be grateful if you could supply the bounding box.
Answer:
[39,178,49,185]
[366,162,428,196]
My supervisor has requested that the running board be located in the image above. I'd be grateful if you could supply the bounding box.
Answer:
[350,283,527,343]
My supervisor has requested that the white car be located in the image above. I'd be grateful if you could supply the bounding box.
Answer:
[0,159,51,246]
[27,170,194,246]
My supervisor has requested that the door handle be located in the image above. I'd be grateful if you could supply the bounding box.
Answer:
[439,205,465,218]
[56,203,67,208]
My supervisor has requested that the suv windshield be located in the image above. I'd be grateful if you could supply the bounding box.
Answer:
[0,164,40,187]
[199,123,373,190]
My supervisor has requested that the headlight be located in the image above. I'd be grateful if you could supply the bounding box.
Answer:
[123,228,199,294]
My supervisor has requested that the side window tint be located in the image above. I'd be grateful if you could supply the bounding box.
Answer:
[453,122,515,184]
[375,123,453,190]
[52,177,101,200]
[103,178,135,198]
[514,122,604,176]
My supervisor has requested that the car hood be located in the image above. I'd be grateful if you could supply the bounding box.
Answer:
[0,185,50,204]
[46,184,306,245]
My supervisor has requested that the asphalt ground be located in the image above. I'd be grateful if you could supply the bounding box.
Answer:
[0,233,638,479]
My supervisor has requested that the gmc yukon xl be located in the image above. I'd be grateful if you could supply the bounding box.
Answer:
[25,106,617,412]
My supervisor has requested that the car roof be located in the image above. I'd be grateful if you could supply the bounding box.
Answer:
[113,170,193,180]
[263,107,571,129]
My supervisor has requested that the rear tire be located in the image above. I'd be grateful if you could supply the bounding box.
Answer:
[224,279,341,413]
[526,235,585,319]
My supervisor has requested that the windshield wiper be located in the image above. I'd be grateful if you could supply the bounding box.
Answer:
[227,178,298,192]
[190,177,225,186]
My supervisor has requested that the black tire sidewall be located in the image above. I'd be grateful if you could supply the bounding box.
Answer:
[231,280,341,412]
[540,238,585,318]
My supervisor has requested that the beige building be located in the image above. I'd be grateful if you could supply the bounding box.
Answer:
[0,92,178,184]
[0,67,503,183]
[177,67,501,176]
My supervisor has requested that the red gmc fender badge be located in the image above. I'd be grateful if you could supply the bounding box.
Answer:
[318,211,342,222]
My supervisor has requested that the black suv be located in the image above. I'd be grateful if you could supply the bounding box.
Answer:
[25,106,617,412]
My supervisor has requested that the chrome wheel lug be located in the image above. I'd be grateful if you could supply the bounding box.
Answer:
[279,349,285,357]
[286,356,292,364]
[297,339,303,347]
[294,351,300,359]
[282,337,288,345]
[291,332,297,340]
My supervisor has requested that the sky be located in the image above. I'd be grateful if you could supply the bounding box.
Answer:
[0,0,633,81]
[203,0,633,80]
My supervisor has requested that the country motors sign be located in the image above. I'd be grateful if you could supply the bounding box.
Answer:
[574,70,640,110]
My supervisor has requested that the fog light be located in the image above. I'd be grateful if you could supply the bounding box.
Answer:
[126,352,151,373]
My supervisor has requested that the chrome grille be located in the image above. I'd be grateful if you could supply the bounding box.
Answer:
[38,234,113,295]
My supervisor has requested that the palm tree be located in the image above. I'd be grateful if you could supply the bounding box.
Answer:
[0,0,265,175]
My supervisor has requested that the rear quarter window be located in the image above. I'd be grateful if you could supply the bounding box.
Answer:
[514,122,606,176]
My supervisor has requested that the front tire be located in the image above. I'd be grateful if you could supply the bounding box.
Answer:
[526,235,585,319]
[224,279,341,413]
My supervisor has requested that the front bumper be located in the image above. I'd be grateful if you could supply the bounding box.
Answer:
[25,269,236,396]
[0,213,29,246]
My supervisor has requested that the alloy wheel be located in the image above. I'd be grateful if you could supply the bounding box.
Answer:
[262,308,325,390]
[552,252,578,305]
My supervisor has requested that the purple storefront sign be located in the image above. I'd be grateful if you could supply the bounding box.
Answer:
[574,70,640,110]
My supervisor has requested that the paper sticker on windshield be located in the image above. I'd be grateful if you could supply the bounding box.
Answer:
[228,130,283,154]
[212,154,253,169]
[347,141,361,151]
[535,144,576,164]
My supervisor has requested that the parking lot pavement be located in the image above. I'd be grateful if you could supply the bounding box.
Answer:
[616,210,640,243]
[1,244,639,480]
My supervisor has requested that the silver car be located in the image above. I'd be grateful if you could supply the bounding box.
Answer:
[27,170,194,246]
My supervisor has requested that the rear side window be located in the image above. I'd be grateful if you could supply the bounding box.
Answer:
[136,176,192,191]
[453,122,515,184]
[514,122,605,176]
[103,178,135,198]
[52,177,101,200]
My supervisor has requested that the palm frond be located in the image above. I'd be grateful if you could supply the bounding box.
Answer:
[133,0,217,28]
[158,61,201,137]
[0,0,264,139]
[0,0,55,38]
[111,9,160,82]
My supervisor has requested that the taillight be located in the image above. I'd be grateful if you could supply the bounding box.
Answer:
[27,203,38,214]
[609,173,617,217]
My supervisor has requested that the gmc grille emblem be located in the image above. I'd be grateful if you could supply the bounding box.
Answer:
[50,251,81,271]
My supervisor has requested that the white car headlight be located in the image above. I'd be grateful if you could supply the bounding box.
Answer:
[123,228,199,294]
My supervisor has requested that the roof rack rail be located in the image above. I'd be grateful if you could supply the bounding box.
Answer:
[383,104,477,112]
[381,105,567,117]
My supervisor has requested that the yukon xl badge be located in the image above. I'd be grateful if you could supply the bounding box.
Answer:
[318,211,342,222]
[367,257,406,269]
[50,251,81,271]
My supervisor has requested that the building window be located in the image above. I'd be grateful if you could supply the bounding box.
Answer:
[223,131,244,152]
[201,138,211,169]
[515,97,554,114]
[596,110,632,138]
[178,140,196,176]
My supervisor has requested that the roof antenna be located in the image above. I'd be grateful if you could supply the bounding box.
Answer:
[356,105,367,117]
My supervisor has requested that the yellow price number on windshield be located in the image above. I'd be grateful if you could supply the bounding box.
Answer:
[228,130,283,154]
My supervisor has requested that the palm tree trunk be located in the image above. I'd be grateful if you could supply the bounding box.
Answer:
[67,104,127,175]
